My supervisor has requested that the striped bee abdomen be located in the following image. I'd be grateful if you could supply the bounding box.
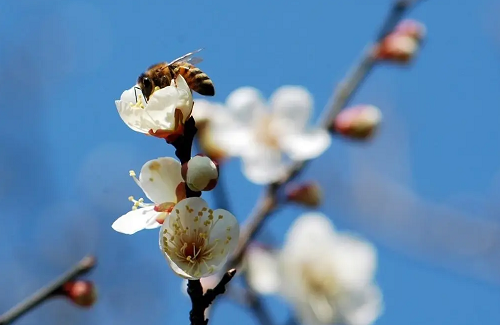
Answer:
[171,63,215,96]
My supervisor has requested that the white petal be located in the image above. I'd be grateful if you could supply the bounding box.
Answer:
[138,157,183,204]
[270,86,313,133]
[337,285,383,325]
[226,87,266,126]
[211,126,254,156]
[169,197,209,230]
[112,206,160,235]
[145,213,163,229]
[174,75,194,122]
[193,99,254,156]
[330,234,377,290]
[241,145,288,184]
[245,246,281,294]
[309,294,338,324]
[193,99,246,152]
[207,208,239,259]
[280,128,331,160]
[284,212,337,252]
[144,87,178,130]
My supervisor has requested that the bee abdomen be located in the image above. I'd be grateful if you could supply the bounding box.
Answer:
[172,64,215,96]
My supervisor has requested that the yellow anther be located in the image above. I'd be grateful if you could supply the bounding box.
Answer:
[226,227,231,232]
[197,211,203,217]
[208,209,213,214]
[202,207,208,211]
[129,170,136,177]
[128,196,134,201]
[194,216,199,222]
[218,215,223,219]
[208,215,214,220]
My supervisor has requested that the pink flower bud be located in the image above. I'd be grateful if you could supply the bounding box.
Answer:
[333,105,381,140]
[376,34,418,63]
[394,19,426,41]
[62,280,97,308]
[374,19,425,64]
[181,155,219,192]
[286,182,322,207]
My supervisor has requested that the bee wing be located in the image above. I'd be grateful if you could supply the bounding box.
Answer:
[169,48,204,66]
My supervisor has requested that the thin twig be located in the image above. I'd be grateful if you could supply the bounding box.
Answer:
[223,281,275,325]
[0,255,96,325]
[226,0,423,270]
[241,276,275,325]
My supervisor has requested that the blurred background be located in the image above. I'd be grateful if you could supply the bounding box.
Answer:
[1,0,500,324]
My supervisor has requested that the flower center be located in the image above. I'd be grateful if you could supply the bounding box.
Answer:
[254,114,280,149]
[161,205,234,278]
[301,263,339,297]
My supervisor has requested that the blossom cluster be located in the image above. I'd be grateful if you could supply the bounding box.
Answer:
[112,17,425,323]
[113,75,238,279]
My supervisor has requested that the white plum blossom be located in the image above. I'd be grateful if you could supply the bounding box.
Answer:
[192,87,331,184]
[159,197,239,279]
[115,75,193,141]
[246,213,383,325]
[112,157,186,235]
[181,155,219,192]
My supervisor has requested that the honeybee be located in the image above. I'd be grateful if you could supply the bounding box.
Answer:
[137,48,215,101]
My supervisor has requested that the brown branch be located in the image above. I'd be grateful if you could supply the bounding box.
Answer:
[187,270,237,325]
[0,255,96,325]
[226,0,423,271]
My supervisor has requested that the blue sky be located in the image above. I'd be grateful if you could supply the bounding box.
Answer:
[0,0,499,325]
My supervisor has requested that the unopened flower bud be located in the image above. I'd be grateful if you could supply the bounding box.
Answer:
[181,155,219,192]
[394,19,426,41]
[374,19,425,64]
[62,280,97,308]
[333,105,381,140]
[286,182,322,207]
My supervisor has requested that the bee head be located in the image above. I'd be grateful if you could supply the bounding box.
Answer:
[138,73,154,101]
